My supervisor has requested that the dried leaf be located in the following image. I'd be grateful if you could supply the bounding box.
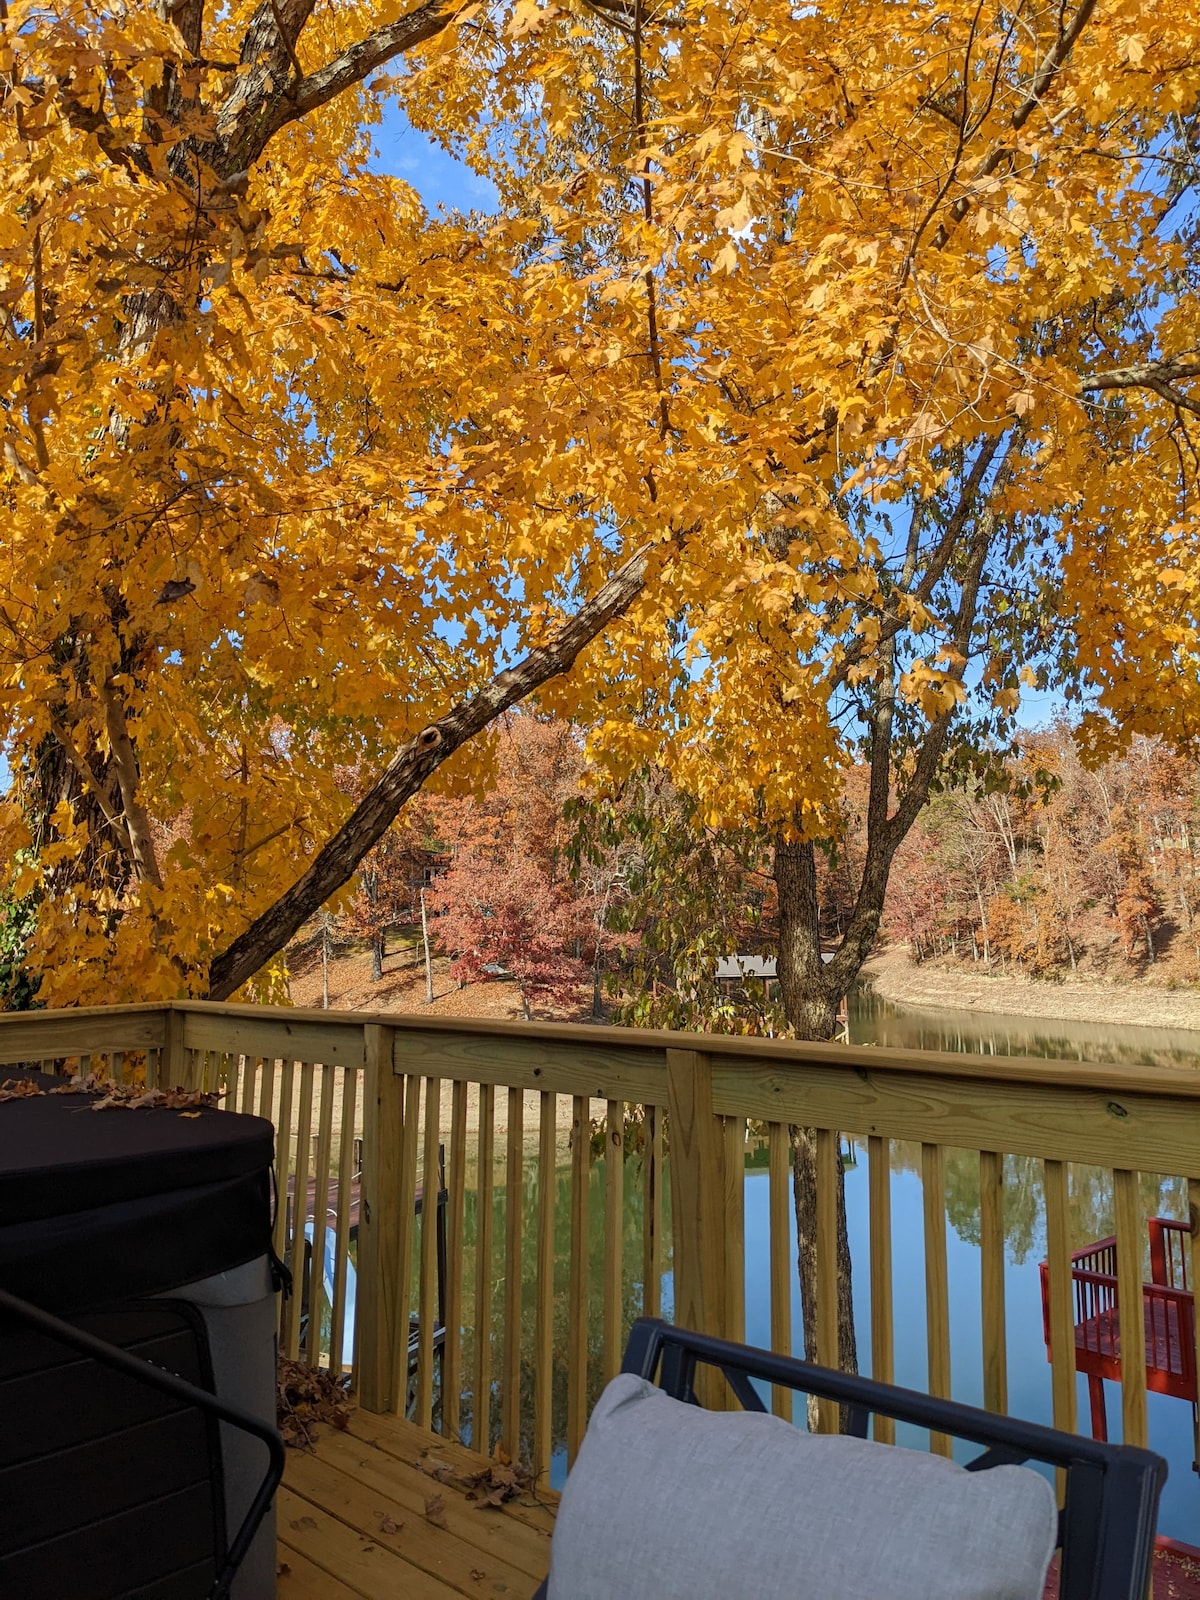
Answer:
[379,1514,402,1535]
[277,1355,351,1449]
[0,1078,44,1103]
[424,1494,448,1529]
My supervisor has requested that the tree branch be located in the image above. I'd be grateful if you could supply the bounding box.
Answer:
[289,0,462,120]
[207,538,666,997]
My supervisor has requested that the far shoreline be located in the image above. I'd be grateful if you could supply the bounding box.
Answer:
[863,945,1200,1037]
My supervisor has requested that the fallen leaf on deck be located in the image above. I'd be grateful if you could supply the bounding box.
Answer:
[277,1355,351,1448]
[379,1514,402,1535]
[459,1452,538,1508]
[424,1494,448,1529]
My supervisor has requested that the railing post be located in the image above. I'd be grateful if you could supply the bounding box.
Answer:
[666,1048,729,1403]
[357,1024,402,1413]
[161,1005,186,1090]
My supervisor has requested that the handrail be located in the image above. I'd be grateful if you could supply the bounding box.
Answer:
[3,996,1197,1099]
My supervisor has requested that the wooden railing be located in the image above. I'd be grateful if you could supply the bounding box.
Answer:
[3,1000,1199,1487]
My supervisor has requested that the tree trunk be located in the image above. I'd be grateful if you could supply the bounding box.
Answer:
[774,832,859,1429]
[371,932,384,982]
[420,889,434,1005]
[321,923,330,1009]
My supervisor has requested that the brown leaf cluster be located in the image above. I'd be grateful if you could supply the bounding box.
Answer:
[0,1078,45,1104]
[276,1356,350,1450]
[457,1459,537,1504]
[0,1074,218,1112]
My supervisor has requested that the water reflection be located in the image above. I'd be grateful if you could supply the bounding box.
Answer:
[849,984,1200,1071]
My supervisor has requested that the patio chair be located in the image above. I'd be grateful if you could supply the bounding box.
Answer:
[538,1318,1165,1600]
[0,1285,284,1600]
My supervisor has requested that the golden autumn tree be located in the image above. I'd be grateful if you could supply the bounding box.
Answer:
[0,0,668,1004]
[415,0,1200,1382]
[5,0,1200,1056]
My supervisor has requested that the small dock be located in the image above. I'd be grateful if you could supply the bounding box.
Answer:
[277,1410,556,1598]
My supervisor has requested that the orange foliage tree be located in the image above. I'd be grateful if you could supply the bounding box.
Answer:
[5,0,1200,1023]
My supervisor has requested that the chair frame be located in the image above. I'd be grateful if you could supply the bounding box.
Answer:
[537,1317,1165,1600]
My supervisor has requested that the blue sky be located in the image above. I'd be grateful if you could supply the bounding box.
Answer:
[370,103,498,213]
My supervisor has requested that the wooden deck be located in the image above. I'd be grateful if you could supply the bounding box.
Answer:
[274,1407,1200,1600]
[276,1411,555,1599]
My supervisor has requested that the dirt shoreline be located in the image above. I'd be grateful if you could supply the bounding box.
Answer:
[863,945,1200,1035]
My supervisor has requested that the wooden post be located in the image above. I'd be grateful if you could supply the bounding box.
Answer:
[160,1005,186,1091]
[357,1025,403,1413]
[666,1049,728,1406]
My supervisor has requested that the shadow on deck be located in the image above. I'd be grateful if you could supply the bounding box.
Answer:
[277,1410,556,1599]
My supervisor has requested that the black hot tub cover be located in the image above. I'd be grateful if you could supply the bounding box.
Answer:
[0,1071,275,1313]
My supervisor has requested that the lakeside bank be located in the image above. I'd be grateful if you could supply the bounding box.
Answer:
[864,944,1200,1035]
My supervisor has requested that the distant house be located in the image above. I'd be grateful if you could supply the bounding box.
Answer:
[715,952,845,1035]
[715,954,780,999]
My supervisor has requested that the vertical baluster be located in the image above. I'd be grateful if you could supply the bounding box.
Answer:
[473,1083,496,1453]
[643,1103,662,1320]
[534,1091,556,1483]
[443,1079,468,1437]
[768,1121,793,1422]
[240,1056,258,1116]
[922,1142,952,1456]
[257,1056,276,1124]
[979,1149,1008,1416]
[272,1063,296,1274]
[501,1088,524,1459]
[724,1116,746,1348]
[416,1077,442,1428]
[1114,1168,1148,1448]
[603,1099,624,1383]
[815,1127,839,1434]
[1043,1158,1078,1453]
[329,1068,357,1377]
[285,1062,315,1360]
[305,1064,336,1368]
[867,1134,894,1444]
[568,1094,590,1465]
[391,1071,422,1414]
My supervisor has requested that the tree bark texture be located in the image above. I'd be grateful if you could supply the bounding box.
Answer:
[774,831,859,1428]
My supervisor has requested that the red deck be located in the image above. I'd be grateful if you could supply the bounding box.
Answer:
[1043,1539,1200,1599]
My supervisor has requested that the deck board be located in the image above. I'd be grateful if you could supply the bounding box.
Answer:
[277,1411,555,1600]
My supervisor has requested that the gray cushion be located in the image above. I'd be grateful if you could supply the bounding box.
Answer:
[547,1374,1057,1600]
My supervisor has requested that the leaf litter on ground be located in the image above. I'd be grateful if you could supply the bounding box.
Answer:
[420,1445,540,1510]
[276,1356,351,1449]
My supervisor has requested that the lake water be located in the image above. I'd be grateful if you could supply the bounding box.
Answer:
[848,982,1200,1069]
